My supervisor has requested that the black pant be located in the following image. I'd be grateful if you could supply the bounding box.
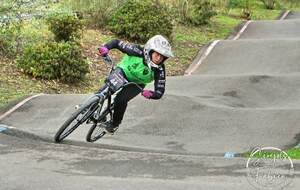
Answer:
[97,68,144,126]
[112,83,144,126]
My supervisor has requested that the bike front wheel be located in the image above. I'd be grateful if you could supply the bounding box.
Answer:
[54,96,100,143]
[86,100,113,142]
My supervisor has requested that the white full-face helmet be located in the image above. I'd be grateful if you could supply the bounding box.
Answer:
[144,35,174,69]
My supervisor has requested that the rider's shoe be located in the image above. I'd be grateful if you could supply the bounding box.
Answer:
[98,115,107,122]
[105,121,118,134]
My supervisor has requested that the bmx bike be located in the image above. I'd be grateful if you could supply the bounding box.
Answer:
[54,55,143,143]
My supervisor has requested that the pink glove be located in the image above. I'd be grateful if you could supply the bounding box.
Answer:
[141,90,153,99]
[98,46,109,57]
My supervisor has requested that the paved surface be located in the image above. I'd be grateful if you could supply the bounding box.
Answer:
[1,11,300,190]
[2,92,299,156]
[239,20,300,39]
[1,134,300,190]
[192,39,300,75]
[286,11,300,19]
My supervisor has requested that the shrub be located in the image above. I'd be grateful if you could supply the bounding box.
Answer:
[283,0,300,7]
[260,0,276,9]
[187,0,217,26]
[169,0,189,24]
[227,0,247,8]
[0,24,16,58]
[46,12,84,42]
[225,0,252,19]
[108,0,173,43]
[17,41,89,83]
[0,21,22,58]
[20,19,53,46]
[241,0,252,20]
[178,0,189,22]
[61,0,126,28]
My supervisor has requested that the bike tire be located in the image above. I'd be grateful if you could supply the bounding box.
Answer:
[54,96,99,143]
[86,100,113,142]
[86,123,107,142]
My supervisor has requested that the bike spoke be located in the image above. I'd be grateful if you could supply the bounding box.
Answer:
[55,96,101,142]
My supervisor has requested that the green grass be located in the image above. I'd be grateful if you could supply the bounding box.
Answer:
[227,7,282,20]
[286,148,300,159]
[0,59,41,108]
[241,147,300,159]
[168,13,241,75]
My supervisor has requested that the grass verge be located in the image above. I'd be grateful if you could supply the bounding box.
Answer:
[241,147,300,160]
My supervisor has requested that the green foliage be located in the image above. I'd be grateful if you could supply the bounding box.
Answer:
[241,0,252,19]
[17,41,89,83]
[168,0,189,24]
[108,0,173,43]
[46,12,84,42]
[171,0,217,26]
[260,0,276,9]
[177,0,189,20]
[186,0,217,26]
[227,0,247,8]
[0,0,61,58]
[21,19,53,45]
[60,0,125,28]
[283,0,300,7]
[0,21,22,58]
[225,0,253,19]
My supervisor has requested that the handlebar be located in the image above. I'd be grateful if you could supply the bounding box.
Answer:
[102,55,114,66]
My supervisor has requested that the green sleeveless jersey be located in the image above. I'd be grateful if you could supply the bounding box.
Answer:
[117,55,154,85]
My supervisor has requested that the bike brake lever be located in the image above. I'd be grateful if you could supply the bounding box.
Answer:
[103,56,113,66]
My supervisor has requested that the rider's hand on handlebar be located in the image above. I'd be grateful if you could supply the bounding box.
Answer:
[141,90,153,99]
[98,46,109,57]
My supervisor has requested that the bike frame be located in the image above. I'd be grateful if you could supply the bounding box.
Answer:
[55,55,143,142]
[91,55,143,125]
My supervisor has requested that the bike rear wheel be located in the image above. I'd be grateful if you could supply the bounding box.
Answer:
[86,100,113,142]
[54,96,100,143]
